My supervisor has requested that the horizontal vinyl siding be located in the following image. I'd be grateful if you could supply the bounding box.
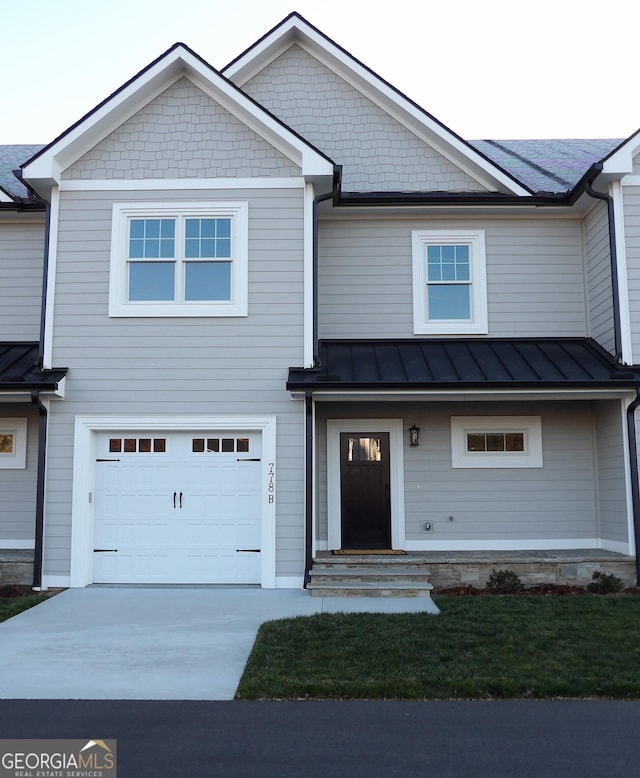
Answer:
[595,401,628,544]
[623,186,640,361]
[0,217,45,340]
[44,187,305,578]
[0,406,39,542]
[316,401,599,544]
[583,201,615,354]
[318,217,586,338]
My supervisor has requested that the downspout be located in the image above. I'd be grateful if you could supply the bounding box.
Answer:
[303,391,314,587]
[304,169,341,586]
[30,391,47,590]
[312,167,341,365]
[626,391,640,585]
[21,175,53,590]
[585,174,623,363]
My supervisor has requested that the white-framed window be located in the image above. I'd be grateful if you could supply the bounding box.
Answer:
[0,418,27,469]
[412,229,487,334]
[451,416,543,468]
[109,201,248,317]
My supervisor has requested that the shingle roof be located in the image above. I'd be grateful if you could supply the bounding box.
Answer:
[287,338,640,391]
[0,138,625,199]
[0,342,67,391]
[471,139,622,194]
[0,145,43,200]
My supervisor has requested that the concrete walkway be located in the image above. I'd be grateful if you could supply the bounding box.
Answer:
[0,587,438,700]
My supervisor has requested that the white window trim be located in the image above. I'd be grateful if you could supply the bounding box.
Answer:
[451,416,543,468]
[412,229,488,334]
[326,419,406,551]
[0,418,27,469]
[109,201,248,317]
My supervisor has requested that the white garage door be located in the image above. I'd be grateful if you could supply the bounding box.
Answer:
[93,431,261,584]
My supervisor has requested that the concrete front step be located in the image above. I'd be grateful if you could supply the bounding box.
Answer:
[308,556,433,598]
[308,581,433,598]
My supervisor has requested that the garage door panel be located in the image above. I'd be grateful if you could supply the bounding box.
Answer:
[93,430,262,584]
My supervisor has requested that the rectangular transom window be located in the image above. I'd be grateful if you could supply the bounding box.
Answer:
[110,201,248,317]
[451,416,542,468]
[412,230,487,334]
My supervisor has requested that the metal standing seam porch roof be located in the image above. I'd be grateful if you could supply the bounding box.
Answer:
[0,343,67,391]
[287,338,640,392]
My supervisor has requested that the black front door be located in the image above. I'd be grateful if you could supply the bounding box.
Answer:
[340,432,391,549]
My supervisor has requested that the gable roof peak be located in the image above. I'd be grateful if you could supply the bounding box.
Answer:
[223,13,531,196]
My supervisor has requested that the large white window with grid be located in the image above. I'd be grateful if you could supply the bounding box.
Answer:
[411,229,487,334]
[109,201,248,316]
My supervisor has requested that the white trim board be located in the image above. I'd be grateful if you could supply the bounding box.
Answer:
[69,415,277,588]
[403,538,632,553]
[0,540,34,550]
[59,178,306,191]
[326,419,406,551]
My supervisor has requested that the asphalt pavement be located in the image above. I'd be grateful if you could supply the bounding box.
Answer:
[1,699,639,777]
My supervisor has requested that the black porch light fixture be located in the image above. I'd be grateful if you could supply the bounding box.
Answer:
[409,424,420,446]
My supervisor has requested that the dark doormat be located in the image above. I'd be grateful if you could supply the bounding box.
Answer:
[332,549,407,555]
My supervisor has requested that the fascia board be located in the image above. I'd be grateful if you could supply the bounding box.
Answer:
[224,18,531,197]
[23,45,332,190]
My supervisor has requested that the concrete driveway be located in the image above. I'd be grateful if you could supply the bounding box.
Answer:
[0,587,438,700]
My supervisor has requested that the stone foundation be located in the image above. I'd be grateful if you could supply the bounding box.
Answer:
[0,550,34,586]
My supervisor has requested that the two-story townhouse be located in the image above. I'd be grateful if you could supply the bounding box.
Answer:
[2,12,640,591]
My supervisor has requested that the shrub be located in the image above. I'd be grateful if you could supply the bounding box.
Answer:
[587,571,624,594]
[486,569,524,594]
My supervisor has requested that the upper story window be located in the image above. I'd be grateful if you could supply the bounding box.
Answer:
[109,202,248,317]
[411,230,487,334]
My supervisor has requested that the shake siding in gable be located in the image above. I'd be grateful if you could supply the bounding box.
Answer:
[623,186,640,361]
[583,200,615,354]
[62,77,300,180]
[242,44,487,193]
[43,187,305,578]
[0,218,45,340]
[318,217,586,338]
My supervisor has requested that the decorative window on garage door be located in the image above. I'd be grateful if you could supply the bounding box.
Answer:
[108,437,167,453]
[191,436,250,453]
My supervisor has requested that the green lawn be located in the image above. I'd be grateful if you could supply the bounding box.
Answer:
[0,593,50,623]
[236,595,640,700]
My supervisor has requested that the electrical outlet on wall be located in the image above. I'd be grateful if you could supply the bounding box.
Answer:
[423,521,434,532]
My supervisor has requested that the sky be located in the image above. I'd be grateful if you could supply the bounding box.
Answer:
[2,0,638,145]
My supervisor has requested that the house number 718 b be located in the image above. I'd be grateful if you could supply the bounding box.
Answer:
[268,463,275,503]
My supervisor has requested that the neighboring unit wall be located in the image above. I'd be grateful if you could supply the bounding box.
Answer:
[0,215,45,340]
[0,406,39,546]
[44,187,306,580]
[583,200,615,354]
[316,401,601,547]
[318,216,586,338]
[593,400,629,549]
[242,44,487,193]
